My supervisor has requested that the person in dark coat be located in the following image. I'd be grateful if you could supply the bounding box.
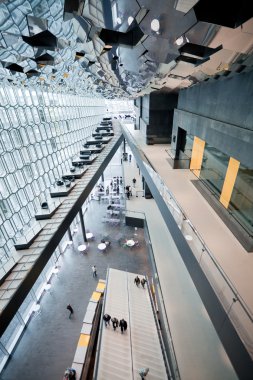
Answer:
[119,318,127,333]
[134,276,140,287]
[103,313,111,327]
[141,278,147,288]
[111,317,119,331]
[67,304,74,318]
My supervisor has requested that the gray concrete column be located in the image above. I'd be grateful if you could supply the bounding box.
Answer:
[79,210,87,242]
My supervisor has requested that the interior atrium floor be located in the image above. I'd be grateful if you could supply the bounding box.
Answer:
[1,200,152,380]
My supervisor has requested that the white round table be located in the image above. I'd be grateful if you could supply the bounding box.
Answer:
[86,232,93,240]
[98,243,106,251]
[44,284,52,291]
[126,239,135,247]
[78,244,87,252]
[185,235,193,241]
[52,267,59,274]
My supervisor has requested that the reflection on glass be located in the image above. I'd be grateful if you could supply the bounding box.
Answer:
[200,143,230,196]
[230,165,253,234]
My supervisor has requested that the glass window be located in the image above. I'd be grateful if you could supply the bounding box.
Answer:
[26,126,36,144]
[230,165,253,235]
[0,157,6,176]
[25,108,34,124]
[3,220,15,238]
[17,188,28,205]
[28,145,37,161]
[41,141,48,156]
[34,143,43,159]
[12,150,23,169]
[7,109,19,127]
[9,194,21,212]
[16,88,25,106]
[6,174,18,193]
[2,130,12,150]
[4,153,15,172]
[20,207,30,224]
[30,90,39,106]
[12,213,23,230]
[15,170,25,188]
[11,130,22,148]
[18,109,27,126]
[42,157,49,172]
[200,143,230,197]
[38,108,45,122]
[24,89,32,106]
[20,128,29,145]
[23,165,33,182]
[32,108,40,123]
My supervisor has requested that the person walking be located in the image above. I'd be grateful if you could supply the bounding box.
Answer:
[139,367,149,379]
[129,154,132,162]
[141,278,147,288]
[92,265,97,277]
[132,177,136,187]
[66,304,74,319]
[119,318,127,334]
[103,313,111,327]
[134,276,140,287]
[111,317,119,331]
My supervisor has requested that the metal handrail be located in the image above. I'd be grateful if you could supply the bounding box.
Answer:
[126,272,134,380]
[190,169,253,238]
[123,125,253,324]
[145,164,253,324]
[92,268,109,380]
[146,276,173,379]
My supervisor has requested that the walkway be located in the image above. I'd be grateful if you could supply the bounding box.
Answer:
[96,268,167,380]
[122,143,238,380]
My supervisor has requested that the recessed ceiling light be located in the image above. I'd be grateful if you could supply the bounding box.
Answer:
[175,36,189,46]
[151,19,160,32]
[128,16,134,25]
[175,36,184,46]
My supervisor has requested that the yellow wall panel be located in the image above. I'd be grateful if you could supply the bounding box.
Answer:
[220,157,240,208]
[190,137,205,178]
[78,334,90,347]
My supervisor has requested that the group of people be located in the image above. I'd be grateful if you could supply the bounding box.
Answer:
[134,276,147,288]
[103,314,128,333]
[125,185,132,200]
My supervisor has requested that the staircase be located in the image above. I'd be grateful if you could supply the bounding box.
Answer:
[96,268,168,379]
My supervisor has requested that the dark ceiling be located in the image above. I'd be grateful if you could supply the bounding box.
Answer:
[0,0,253,98]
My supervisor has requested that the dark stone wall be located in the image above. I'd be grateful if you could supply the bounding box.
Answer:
[179,71,253,131]
[171,71,253,168]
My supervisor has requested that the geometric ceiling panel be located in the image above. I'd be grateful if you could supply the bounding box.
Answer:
[0,0,252,98]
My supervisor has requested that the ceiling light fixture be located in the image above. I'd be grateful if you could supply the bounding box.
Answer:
[175,35,189,46]
[116,17,122,25]
[151,19,160,33]
[128,16,134,25]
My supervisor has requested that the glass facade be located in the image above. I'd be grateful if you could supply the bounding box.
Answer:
[0,83,106,264]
